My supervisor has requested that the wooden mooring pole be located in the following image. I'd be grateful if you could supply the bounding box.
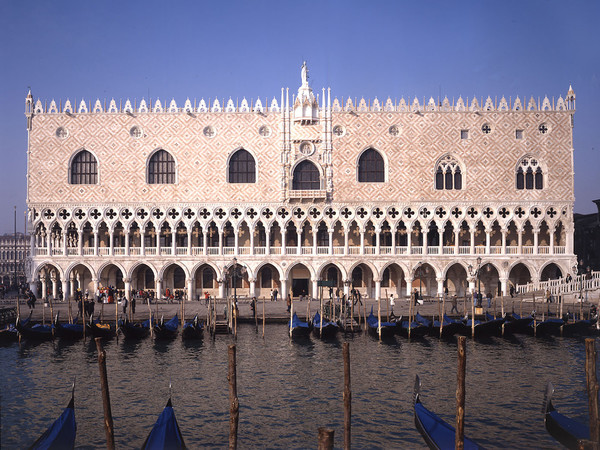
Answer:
[586,338,600,447]
[317,427,334,450]
[343,342,351,450]
[95,338,115,450]
[228,344,239,450]
[262,297,265,339]
[456,335,466,450]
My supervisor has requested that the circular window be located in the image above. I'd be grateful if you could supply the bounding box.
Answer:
[130,126,143,138]
[258,125,271,137]
[333,125,345,137]
[538,123,549,134]
[481,123,492,134]
[299,141,314,156]
[388,125,400,136]
[203,126,216,138]
[55,127,68,139]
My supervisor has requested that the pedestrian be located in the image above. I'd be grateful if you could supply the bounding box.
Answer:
[509,285,515,298]
[286,293,291,313]
[413,288,419,306]
[545,289,552,303]
[329,286,333,300]
[270,288,274,302]
[450,294,459,314]
[486,292,492,308]
[123,296,128,315]
[273,288,278,302]
[204,291,209,305]
[131,296,136,315]
[389,294,395,313]
[250,296,256,318]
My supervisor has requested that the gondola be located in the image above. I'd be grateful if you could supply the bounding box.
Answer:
[367,307,397,338]
[463,313,504,337]
[413,375,485,450]
[119,317,152,339]
[543,382,589,449]
[431,314,466,338]
[533,317,564,336]
[89,315,115,339]
[288,312,311,338]
[396,316,428,338]
[502,312,533,335]
[141,396,186,449]
[154,314,179,340]
[29,384,77,449]
[53,313,88,340]
[0,315,28,342]
[312,312,339,338]
[182,315,204,340]
[561,314,597,336]
[16,315,53,341]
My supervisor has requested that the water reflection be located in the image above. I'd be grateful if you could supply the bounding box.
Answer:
[0,325,598,448]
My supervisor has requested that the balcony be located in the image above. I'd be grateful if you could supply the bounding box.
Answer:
[288,189,327,199]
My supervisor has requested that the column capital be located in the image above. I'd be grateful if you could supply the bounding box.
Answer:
[123,278,131,283]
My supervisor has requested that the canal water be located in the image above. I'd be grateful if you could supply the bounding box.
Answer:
[0,325,597,449]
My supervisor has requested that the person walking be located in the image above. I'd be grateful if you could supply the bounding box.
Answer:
[450,294,459,314]
[413,288,419,306]
[486,292,492,309]
[273,288,279,302]
[122,297,128,316]
[286,293,292,313]
[131,296,136,315]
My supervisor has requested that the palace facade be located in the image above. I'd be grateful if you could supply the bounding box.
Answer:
[25,65,577,301]
[0,232,29,288]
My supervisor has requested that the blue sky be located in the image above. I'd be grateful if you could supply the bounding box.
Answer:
[0,0,598,233]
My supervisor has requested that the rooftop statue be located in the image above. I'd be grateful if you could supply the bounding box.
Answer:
[301,61,308,86]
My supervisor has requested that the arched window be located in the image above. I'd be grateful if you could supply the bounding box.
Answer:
[148,150,175,184]
[292,160,320,190]
[516,157,543,190]
[228,149,256,183]
[70,150,97,184]
[358,148,385,182]
[435,155,462,190]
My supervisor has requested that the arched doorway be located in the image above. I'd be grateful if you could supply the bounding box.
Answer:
[413,263,436,297]
[445,263,468,297]
[540,263,563,281]
[289,263,312,298]
[131,263,156,295]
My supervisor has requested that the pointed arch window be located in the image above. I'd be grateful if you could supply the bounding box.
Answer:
[70,150,97,184]
[435,155,462,190]
[516,158,543,190]
[228,148,256,183]
[358,148,385,182]
[292,160,320,190]
[148,150,175,184]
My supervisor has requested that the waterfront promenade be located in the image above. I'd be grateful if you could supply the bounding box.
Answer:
[3,289,599,325]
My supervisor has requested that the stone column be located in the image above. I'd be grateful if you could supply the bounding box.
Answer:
[69,273,75,301]
[92,278,99,297]
[187,230,192,256]
[140,231,146,256]
[265,226,271,255]
[312,279,319,299]
[218,279,225,299]
[29,280,38,297]
[109,229,114,256]
[186,277,194,302]
[499,277,508,297]
[454,229,460,255]
[423,231,428,255]
[281,278,288,300]
[312,227,317,255]
[518,228,523,255]
[171,229,176,256]
[51,275,58,300]
[156,279,163,300]
[360,230,365,255]
[407,229,412,254]
[297,230,302,255]
[501,229,507,255]
[218,227,223,256]
[344,228,349,255]
[549,228,555,254]
[249,227,255,256]
[436,277,445,298]
[203,230,208,256]
[41,277,47,301]
[124,278,131,301]
[391,228,396,255]
[61,279,68,302]
[328,229,334,255]
[156,229,161,254]
[249,278,256,298]
[93,231,98,256]
[343,280,350,298]
[485,227,491,254]
[533,228,539,255]
[406,277,413,296]
[234,226,239,256]
[125,231,130,256]
[281,226,286,255]
[78,230,84,256]
[375,228,381,255]
[438,230,443,255]
[62,230,68,256]
[374,279,381,301]
[469,229,475,255]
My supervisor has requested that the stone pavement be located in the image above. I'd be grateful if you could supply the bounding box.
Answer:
[2,290,598,325]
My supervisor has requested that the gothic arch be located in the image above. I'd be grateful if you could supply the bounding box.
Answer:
[127,261,159,281]
[315,261,348,281]
[252,261,284,281]
[33,261,65,280]
[159,261,190,280]
[96,261,127,281]
[68,148,99,185]
[347,259,379,281]
[284,261,317,280]
[356,147,387,182]
[291,159,322,190]
[146,148,177,184]
[227,147,258,183]
[434,153,464,190]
